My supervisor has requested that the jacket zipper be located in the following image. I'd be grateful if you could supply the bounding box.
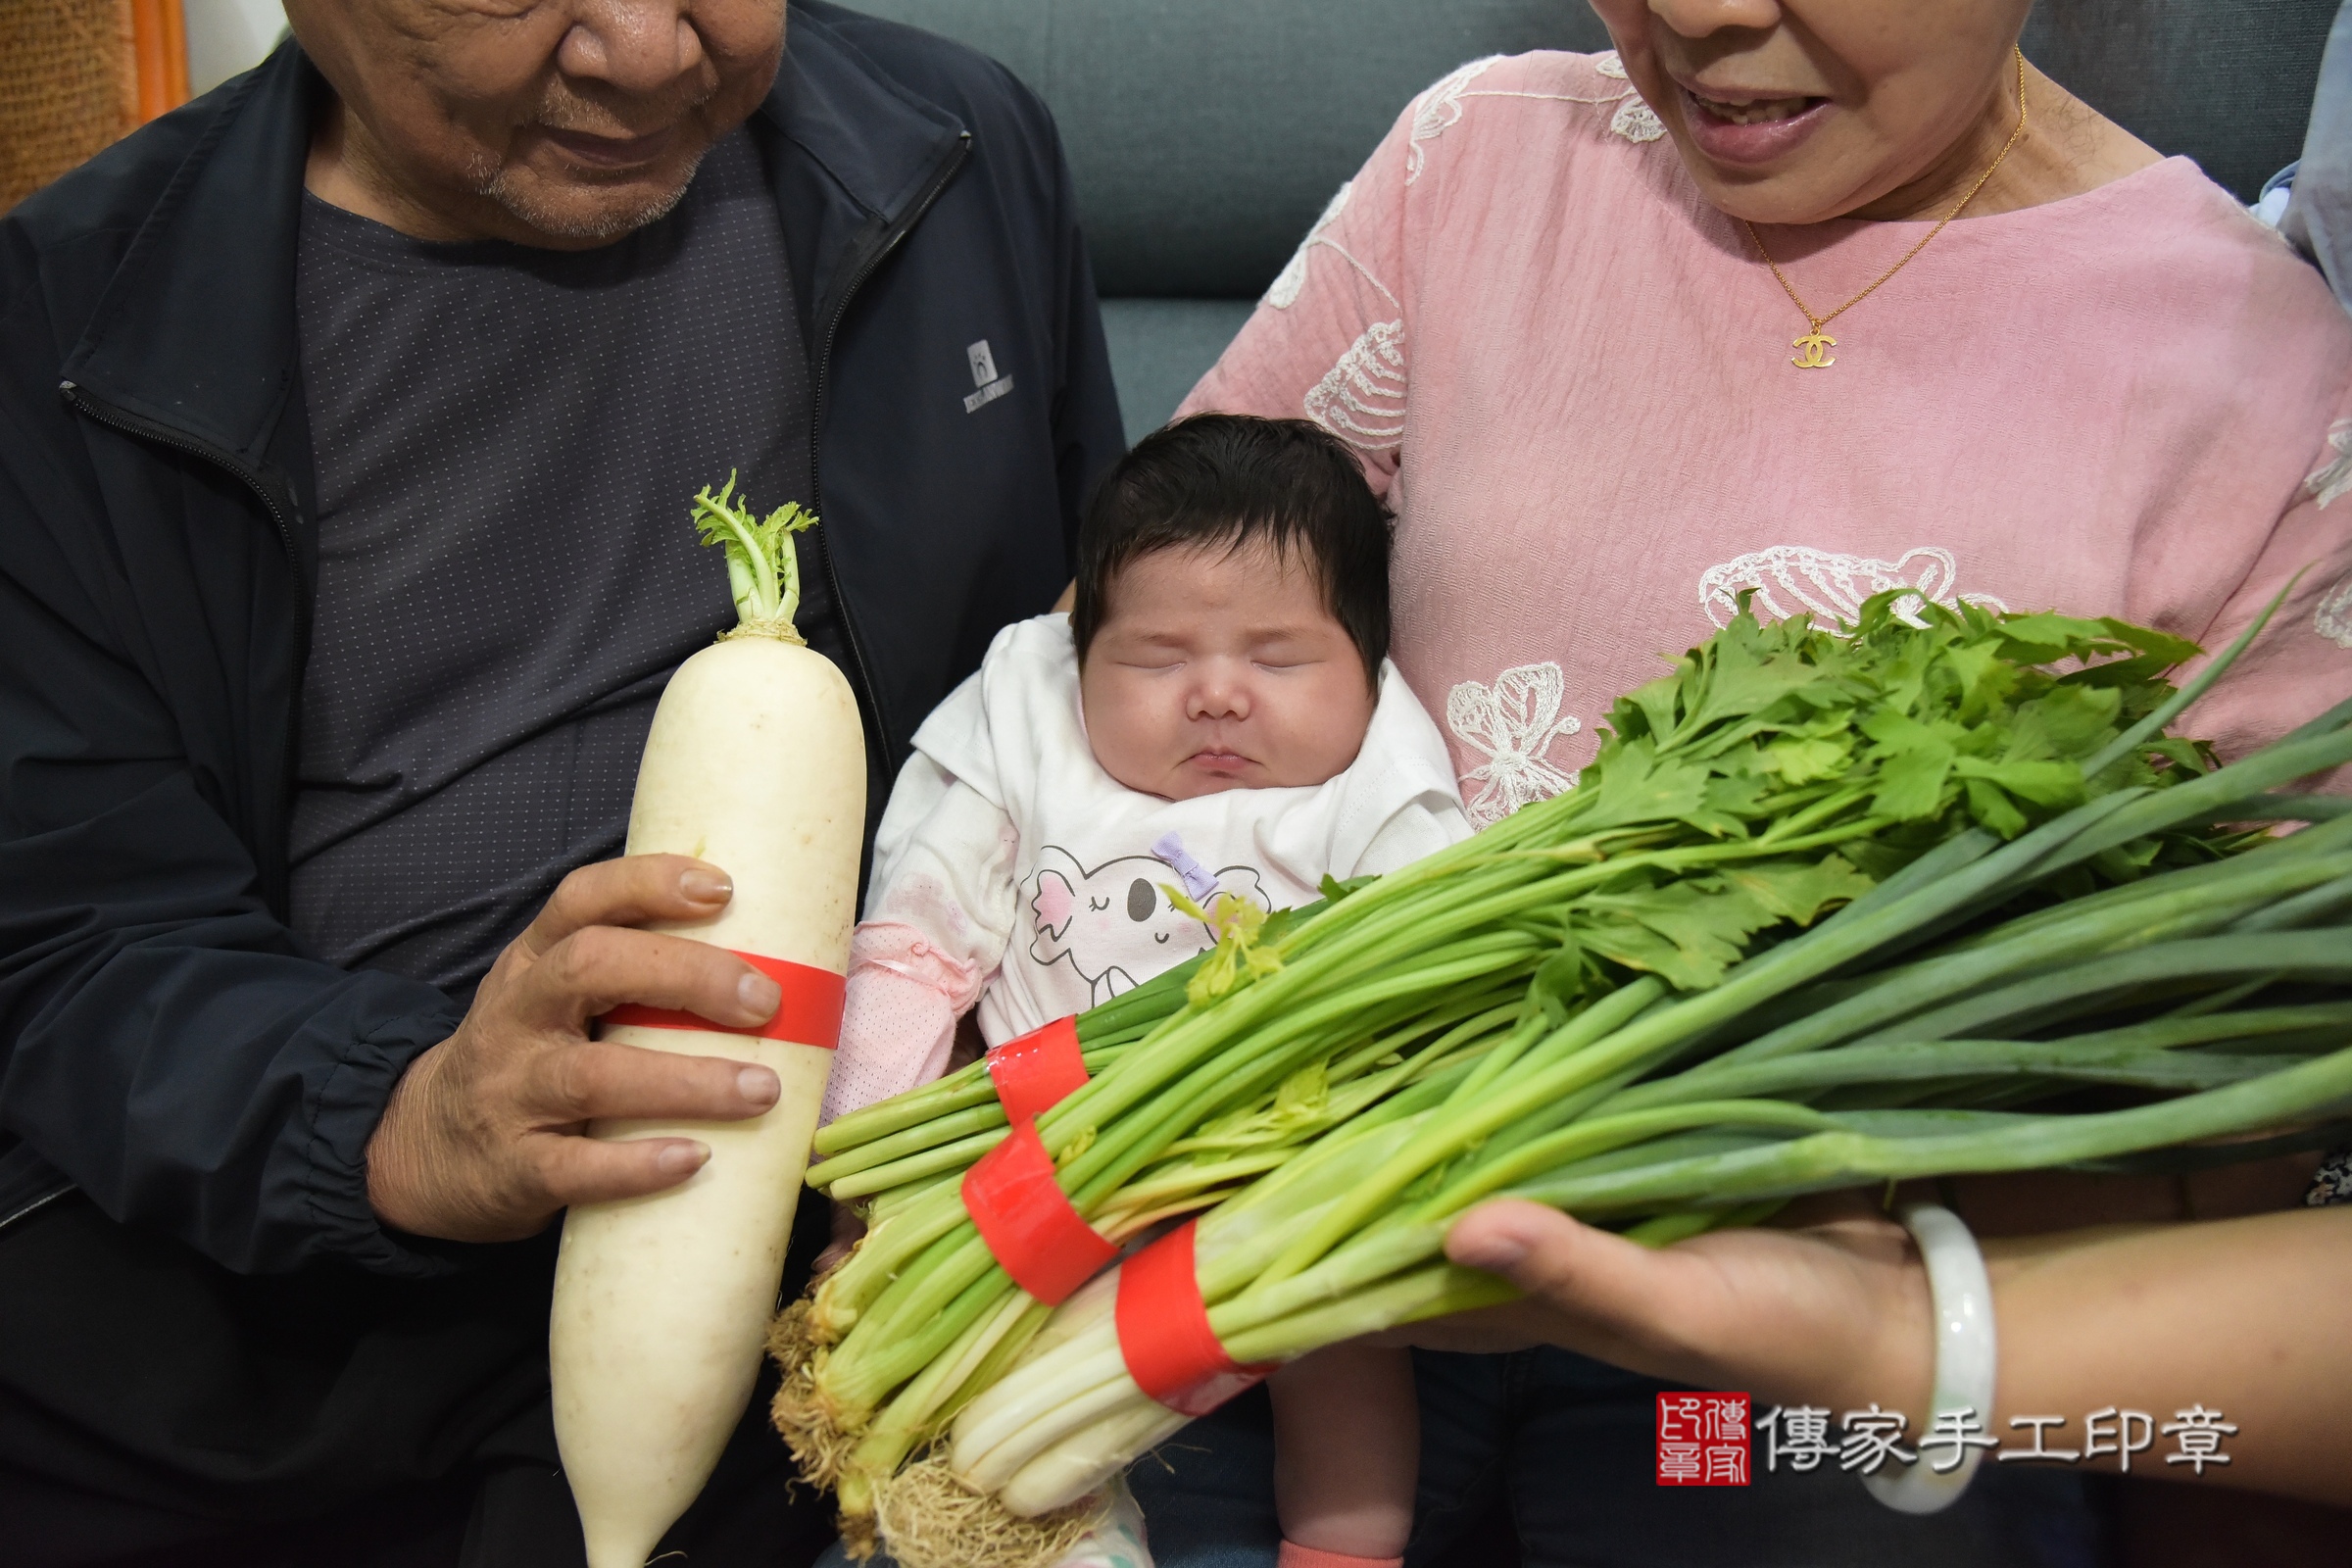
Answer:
[60,379,312,904]
[806,130,973,761]
[0,1185,73,1236]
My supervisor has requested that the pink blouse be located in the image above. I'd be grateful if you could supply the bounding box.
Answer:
[1183,51,2352,824]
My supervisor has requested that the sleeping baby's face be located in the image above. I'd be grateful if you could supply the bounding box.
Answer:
[1078,537,1378,801]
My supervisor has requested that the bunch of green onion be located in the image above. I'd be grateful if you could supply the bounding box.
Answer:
[774,594,2352,1568]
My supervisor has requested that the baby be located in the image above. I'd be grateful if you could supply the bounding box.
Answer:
[826,414,1471,1568]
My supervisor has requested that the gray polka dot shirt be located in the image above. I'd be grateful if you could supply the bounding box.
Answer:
[288,131,836,999]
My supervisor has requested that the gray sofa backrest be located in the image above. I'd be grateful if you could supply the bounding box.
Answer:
[2026,0,2333,204]
[857,0,2332,290]
[849,0,2338,434]
[847,1,1608,296]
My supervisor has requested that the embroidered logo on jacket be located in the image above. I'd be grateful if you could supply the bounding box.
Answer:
[1028,848,1270,1006]
[964,338,1015,414]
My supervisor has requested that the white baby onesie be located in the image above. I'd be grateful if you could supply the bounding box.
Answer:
[819,612,1473,1122]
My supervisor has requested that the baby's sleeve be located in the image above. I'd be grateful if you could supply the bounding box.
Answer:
[821,757,1022,1125]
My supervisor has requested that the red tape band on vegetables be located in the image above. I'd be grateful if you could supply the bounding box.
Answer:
[1115,1220,1275,1417]
[601,951,847,1049]
[987,1016,1088,1124]
[961,1120,1117,1304]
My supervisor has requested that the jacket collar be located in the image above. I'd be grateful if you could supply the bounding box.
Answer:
[61,4,967,470]
[766,5,966,232]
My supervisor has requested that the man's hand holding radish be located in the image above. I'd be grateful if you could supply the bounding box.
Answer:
[364,854,785,1243]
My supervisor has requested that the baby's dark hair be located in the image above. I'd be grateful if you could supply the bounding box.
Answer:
[1072,414,1393,684]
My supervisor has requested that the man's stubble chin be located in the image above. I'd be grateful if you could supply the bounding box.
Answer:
[470,148,710,242]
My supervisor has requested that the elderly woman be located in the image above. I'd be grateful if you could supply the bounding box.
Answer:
[1186,6,2347,814]
[1153,1,2352,1564]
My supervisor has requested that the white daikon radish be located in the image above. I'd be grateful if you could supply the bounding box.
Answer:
[550,477,865,1568]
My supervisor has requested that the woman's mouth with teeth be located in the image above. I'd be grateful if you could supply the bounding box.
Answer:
[1689,91,1816,125]
[1673,82,1832,163]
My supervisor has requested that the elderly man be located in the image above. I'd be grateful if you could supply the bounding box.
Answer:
[0,0,1120,1562]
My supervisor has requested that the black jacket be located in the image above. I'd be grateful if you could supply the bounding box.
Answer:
[0,4,1122,1275]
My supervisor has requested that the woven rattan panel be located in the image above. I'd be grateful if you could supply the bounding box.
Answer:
[2,0,135,212]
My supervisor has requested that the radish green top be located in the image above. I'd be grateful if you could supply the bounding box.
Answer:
[693,473,819,642]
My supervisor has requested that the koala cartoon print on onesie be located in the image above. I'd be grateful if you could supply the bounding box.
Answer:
[1028,847,1272,1005]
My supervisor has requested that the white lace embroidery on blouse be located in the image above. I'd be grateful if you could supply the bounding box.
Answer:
[2306,420,2352,508]
[2317,571,2352,649]
[1447,662,1585,827]
[1405,54,1665,185]
[1304,320,1408,450]
[1329,57,1658,440]
[1267,181,1354,309]
[1407,57,1501,184]
[1699,546,2009,631]
[1609,97,1667,143]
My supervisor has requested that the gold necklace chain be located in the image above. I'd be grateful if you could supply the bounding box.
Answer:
[1743,45,2030,368]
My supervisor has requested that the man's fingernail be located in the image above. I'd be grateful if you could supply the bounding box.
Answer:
[657,1141,709,1176]
[738,1066,780,1107]
[738,972,781,1018]
[681,866,732,902]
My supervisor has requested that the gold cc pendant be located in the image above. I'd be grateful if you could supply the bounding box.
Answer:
[1790,329,1837,369]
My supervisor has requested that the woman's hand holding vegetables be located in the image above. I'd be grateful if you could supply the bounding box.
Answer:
[1430,1200,2352,1502]
[365,855,788,1243]
[1414,1199,1936,1423]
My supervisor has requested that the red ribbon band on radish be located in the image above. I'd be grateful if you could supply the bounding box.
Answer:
[600,951,847,1049]
[961,1120,1118,1305]
[1115,1219,1275,1417]
[986,1016,1088,1125]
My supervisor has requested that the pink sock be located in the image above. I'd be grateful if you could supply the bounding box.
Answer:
[1275,1544,1403,1568]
